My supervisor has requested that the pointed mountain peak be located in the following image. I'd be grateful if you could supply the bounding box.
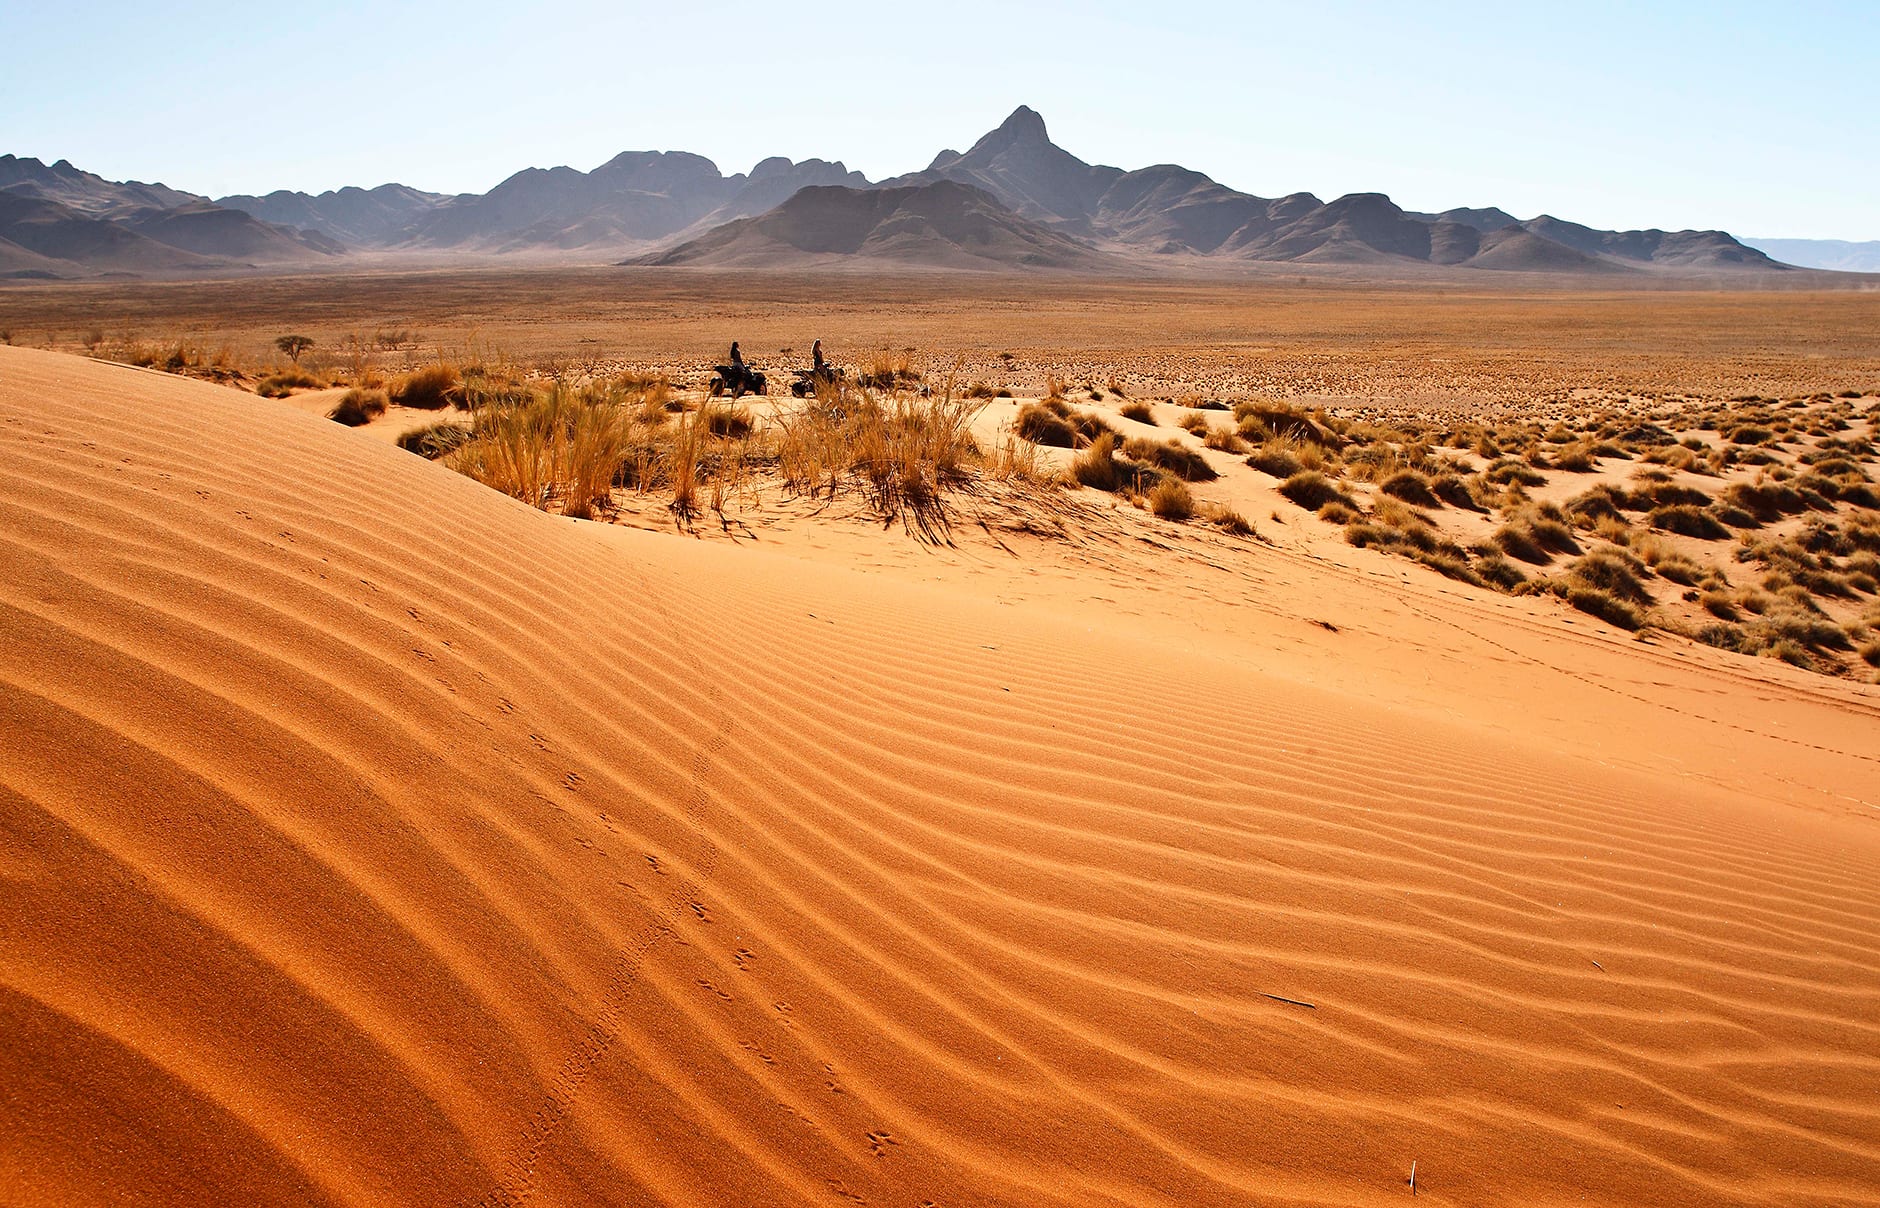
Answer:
[963,106,1051,160]
[996,105,1048,142]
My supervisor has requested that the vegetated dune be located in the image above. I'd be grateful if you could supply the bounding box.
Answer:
[3,346,1879,1207]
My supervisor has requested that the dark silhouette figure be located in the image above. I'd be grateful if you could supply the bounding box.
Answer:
[811,339,825,374]
[729,341,743,368]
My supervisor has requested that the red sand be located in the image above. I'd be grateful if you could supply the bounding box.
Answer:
[2,347,1877,1207]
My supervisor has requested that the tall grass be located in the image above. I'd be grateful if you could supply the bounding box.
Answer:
[451,382,637,519]
[773,377,986,536]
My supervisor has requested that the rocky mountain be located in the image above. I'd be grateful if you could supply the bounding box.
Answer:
[0,155,344,276]
[7,110,1822,275]
[214,183,446,246]
[636,181,1116,271]
[0,155,204,216]
[231,153,873,253]
[886,105,1123,229]
[0,193,219,275]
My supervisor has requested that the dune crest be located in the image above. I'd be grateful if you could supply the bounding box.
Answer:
[3,346,1878,1206]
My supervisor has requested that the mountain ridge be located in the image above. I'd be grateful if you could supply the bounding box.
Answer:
[1,111,1822,276]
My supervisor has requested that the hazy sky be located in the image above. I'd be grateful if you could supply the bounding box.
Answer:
[5,0,1875,239]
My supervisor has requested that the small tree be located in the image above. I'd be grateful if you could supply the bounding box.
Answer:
[275,334,314,364]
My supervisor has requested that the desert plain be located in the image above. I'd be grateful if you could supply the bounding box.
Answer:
[2,266,1879,1207]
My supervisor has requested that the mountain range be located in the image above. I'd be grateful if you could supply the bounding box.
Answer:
[1,109,1853,278]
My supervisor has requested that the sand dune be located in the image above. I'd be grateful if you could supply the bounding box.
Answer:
[3,347,1879,1206]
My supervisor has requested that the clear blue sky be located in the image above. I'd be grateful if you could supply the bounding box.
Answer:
[4,0,1874,239]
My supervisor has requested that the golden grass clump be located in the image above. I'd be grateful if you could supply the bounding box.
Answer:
[1123,436,1218,482]
[1147,478,1195,520]
[1014,399,1114,449]
[328,388,387,427]
[772,379,987,536]
[256,369,322,398]
[388,364,463,410]
[450,382,638,520]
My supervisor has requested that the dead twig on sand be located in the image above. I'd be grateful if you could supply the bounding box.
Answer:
[1261,993,1316,1009]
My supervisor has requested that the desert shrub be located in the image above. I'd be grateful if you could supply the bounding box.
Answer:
[1694,623,1746,651]
[1553,443,1598,472]
[707,406,754,438]
[256,369,322,398]
[963,381,997,399]
[1484,458,1546,487]
[1246,441,1301,479]
[1643,444,1699,470]
[1318,501,1357,525]
[1564,548,1654,606]
[1015,402,1077,447]
[859,349,921,390]
[1700,590,1739,620]
[1148,478,1195,520]
[397,420,472,460]
[1743,611,1851,654]
[1202,427,1247,454]
[388,364,462,410]
[1631,476,1712,508]
[1119,401,1156,425]
[1722,480,1810,522]
[1279,471,1352,510]
[1409,549,1486,586]
[1495,504,1581,563]
[1379,469,1441,508]
[1429,473,1481,510]
[328,388,388,426]
[1015,399,1112,448]
[1729,426,1775,445]
[1649,504,1729,540]
[451,384,636,519]
[1176,412,1210,436]
[1567,586,1644,630]
[1861,641,1880,667]
[1565,484,1630,524]
[1124,437,1218,482]
[1475,553,1527,590]
[1071,434,1157,494]
[1205,504,1256,536]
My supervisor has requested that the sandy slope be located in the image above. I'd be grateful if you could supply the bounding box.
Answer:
[2,347,1878,1207]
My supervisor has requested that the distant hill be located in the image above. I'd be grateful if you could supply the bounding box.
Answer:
[0,154,203,215]
[0,194,218,274]
[634,181,1116,271]
[9,111,1841,276]
[0,185,341,277]
[227,153,873,253]
[116,201,344,263]
[1742,238,1880,273]
[215,183,446,246]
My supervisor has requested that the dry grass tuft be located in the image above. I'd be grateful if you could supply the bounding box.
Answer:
[1123,437,1219,482]
[328,389,387,426]
[1015,399,1114,449]
[388,364,463,410]
[1147,478,1195,520]
[1280,471,1353,511]
[256,369,322,398]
